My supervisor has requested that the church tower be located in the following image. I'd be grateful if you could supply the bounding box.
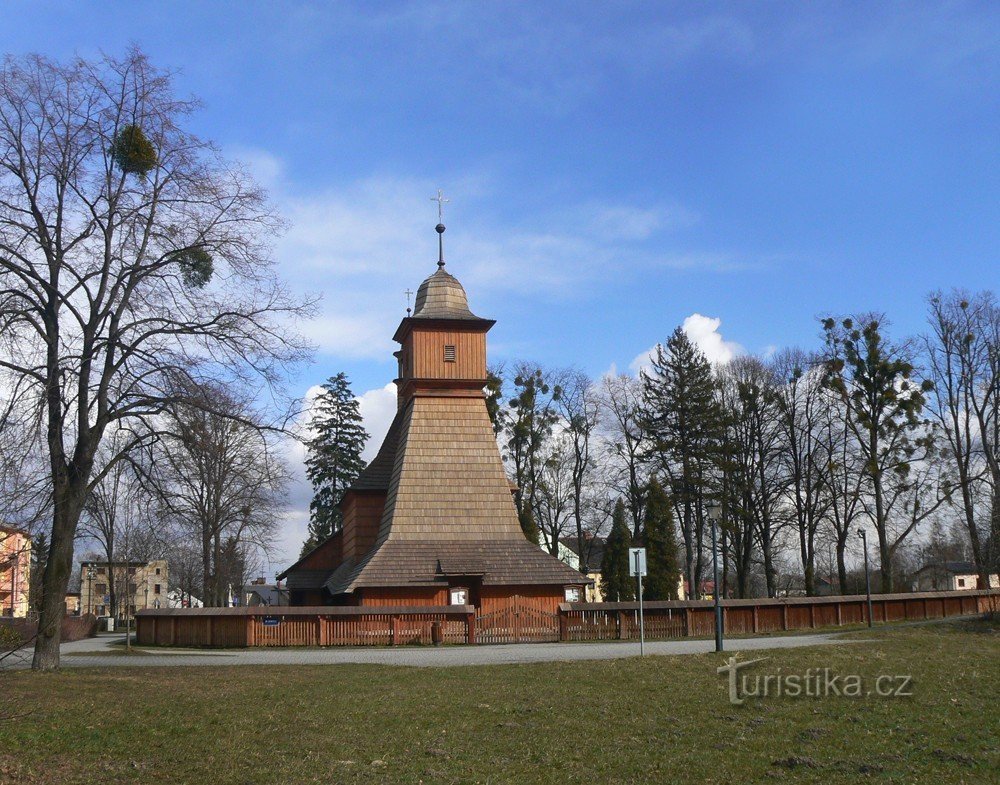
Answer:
[280,215,586,612]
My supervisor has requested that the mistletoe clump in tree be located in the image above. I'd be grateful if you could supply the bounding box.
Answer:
[302,373,369,555]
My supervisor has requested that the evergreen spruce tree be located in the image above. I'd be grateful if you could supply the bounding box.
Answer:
[600,500,635,601]
[518,506,540,546]
[641,326,726,602]
[302,373,369,556]
[643,478,679,600]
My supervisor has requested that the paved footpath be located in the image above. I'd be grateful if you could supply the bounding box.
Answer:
[5,630,865,670]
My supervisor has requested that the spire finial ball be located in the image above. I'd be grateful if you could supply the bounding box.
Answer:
[436,223,445,234]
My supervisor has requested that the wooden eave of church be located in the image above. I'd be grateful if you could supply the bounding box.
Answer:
[392,315,494,344]
[326,539,590,596]
[277,528,344,586]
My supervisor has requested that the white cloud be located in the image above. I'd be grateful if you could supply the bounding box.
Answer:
[629,312,743,374]
[230,152,750,360]
[682,313,743,365]
[356,383,398,462]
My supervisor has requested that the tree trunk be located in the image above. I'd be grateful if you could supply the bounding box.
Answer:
[836,535,848,595]
[32,491,84,670]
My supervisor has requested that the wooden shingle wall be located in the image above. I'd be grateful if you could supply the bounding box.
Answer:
[378,396,524,543]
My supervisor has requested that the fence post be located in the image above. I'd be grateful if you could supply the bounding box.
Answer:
[466,611,477,644]
[835,602,842,627]
[559,610,568,642]
[617,610,624,640]
[206,616,213,646]
[391,615,399,646]
[781,604,788,631]
[752,606,759,633]
[170,616,176,645]
[809,604,816,629]
[684,608,692,637]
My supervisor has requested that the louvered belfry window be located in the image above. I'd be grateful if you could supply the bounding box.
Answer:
[444,344,456,362]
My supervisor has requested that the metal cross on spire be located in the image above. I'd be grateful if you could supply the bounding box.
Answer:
[431,189,449,223]
[405,288,413,316]
[430,189,449,268]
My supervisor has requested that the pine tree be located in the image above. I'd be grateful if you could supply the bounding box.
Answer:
[600,500,635,601]
[643,478,679,600]
[302,373,369,556]
[641,326,726,599]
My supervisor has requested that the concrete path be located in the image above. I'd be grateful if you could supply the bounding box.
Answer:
[4,630,865,670]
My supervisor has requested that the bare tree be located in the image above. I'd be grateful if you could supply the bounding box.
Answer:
[555,369,601,569]
[926,290,1000,584]
[154,382,289,606]
[718,356,787,597]
[0,51,311,669]
[819,392,866,592]
[597,373,649,537]
[534,433,575,556]
[772,350,831,595]
[79,438,158,620]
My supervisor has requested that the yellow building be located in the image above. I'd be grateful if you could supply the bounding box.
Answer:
[1,525,32,618]
[80,559,168,619]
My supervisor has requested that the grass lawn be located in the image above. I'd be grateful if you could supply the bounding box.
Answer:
[1,619,997,784]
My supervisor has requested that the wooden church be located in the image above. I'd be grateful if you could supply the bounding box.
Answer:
[279,219,587,614]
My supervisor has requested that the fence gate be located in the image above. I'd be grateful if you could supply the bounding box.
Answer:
[476,595,560,644]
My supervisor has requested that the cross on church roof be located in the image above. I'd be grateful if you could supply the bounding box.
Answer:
[431,189,449,268]
[405,288,413,316]
[430,189,449,223]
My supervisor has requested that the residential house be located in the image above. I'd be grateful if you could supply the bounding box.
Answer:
[241,577,289,607]
[79,559,169,619]
[555,536,605,602]
[1,525,31,617]
[912,561,1000,592]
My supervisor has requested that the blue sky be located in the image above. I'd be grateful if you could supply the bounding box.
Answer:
[5,2,997,571]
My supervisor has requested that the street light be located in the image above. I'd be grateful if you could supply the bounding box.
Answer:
[86,564,96,616]
[857,528,874,628]
[706,500,724,652]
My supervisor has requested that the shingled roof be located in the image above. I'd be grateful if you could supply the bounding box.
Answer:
[348,405,405,492]
[327,539,587,595]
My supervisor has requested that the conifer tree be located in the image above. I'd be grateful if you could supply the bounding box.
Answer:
[641,327,726,598]
[302,373,369,556]
[518,506,541,546]
[643,478,679,600]
[600,500,635,601]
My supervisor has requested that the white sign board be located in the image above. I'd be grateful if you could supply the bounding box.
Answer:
[630,548,647,577]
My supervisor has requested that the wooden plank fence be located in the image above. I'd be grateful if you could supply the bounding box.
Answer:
[136,605,476,648]
[135,590,998,648]
[559,589,999,642]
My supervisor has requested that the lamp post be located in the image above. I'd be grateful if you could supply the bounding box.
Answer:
[857,528,874,628]
[86,565,96,616]
[706,501,724,652]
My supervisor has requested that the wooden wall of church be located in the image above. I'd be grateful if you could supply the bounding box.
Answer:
[341,492,387,561]
[358,586,449,606]
[409,328,486,381]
